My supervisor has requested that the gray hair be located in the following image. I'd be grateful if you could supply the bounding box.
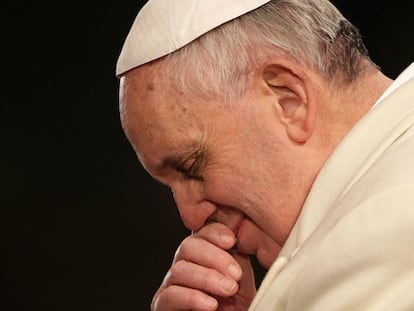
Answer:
[162,0,375,101]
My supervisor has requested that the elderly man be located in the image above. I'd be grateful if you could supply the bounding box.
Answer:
[116,0,414,310]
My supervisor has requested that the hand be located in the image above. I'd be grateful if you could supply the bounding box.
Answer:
[151,222,257,311]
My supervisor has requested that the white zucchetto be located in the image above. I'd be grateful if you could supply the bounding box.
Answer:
[116,0,271,76]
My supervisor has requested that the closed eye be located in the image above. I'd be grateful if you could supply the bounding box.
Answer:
[176,152,205,181]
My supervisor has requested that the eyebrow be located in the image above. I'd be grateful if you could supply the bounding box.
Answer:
[155,149,197,173]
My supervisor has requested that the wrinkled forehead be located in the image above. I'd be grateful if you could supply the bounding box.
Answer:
[119,62,205,162]
[120,61,182,131]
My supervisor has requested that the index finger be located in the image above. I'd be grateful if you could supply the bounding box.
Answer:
[174,234,243,281]
[193,221,237,250]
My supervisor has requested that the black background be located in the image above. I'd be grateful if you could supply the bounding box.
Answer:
[4,1,413,310]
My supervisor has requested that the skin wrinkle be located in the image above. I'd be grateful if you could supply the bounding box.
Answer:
[117,1,399,309]
[120,50,392,255]
[123,61,300,254]
[119,29,394,311]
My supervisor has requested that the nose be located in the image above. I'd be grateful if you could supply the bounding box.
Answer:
[171,181,217,231]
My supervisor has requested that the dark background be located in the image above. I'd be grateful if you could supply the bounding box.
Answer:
[4,1,413,310]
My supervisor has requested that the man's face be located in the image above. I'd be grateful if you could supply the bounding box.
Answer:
[119,62,312,268]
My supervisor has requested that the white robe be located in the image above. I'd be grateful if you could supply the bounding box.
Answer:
[250,65,414,311]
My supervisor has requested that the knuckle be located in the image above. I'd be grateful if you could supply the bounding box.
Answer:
[169,260,187,283]
[151,286,172,311]
[150,293,160,311]
[176,236,195,258]
[162,286,176,305]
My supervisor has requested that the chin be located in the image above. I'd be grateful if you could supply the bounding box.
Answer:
[236,217,282,269]
[256,249,279,269]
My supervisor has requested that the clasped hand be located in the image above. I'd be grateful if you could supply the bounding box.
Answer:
[151,222,257,310]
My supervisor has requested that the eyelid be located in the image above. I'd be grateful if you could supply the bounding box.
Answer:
[178,151,205,180]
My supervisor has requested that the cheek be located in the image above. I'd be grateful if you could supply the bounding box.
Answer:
[202,151,281,219]
[203,171,252,207]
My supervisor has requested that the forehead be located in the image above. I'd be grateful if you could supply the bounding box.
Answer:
[120,61,185,121]
[119,62,209,168]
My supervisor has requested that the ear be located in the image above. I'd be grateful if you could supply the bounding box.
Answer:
[263,63,315,143]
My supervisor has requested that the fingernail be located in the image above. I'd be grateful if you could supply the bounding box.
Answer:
[203,296,218,310]
[220,278,237,293]
[220,234,234,246]
[228,263,242,279]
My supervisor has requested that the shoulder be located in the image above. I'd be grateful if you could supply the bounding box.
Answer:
[287,181,414,310]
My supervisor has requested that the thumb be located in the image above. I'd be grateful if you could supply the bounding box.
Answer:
[232,252,256,301]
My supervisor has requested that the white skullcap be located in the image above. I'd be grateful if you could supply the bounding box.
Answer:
[116,0,271,76]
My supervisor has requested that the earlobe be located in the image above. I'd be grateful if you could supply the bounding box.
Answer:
[285,104,315,143]
[263,63,315,144]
